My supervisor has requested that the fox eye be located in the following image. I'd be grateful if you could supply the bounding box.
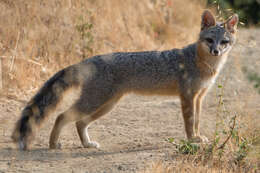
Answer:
[205,38,214,44]
[221,40,229,45]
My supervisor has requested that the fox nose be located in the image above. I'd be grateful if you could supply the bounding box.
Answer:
[212,49,220,56]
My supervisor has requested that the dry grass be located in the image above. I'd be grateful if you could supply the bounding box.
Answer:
[145,159,257,173]
[0,0,205,95]
[142,117,259,172]
[142,88,260,173]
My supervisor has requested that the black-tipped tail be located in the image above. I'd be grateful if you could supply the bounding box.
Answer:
[11,68,75,150]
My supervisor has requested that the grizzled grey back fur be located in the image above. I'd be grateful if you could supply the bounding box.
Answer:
[82,46,196,92]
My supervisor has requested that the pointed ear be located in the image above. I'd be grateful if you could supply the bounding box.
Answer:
[225,14,239,34]
[201,10,216,30]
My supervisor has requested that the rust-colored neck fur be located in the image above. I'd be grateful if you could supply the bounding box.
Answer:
[196,41,228,79]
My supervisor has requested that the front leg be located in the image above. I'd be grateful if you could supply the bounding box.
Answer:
[180,93,197,140]
[180,91,208,143]
[194,88,209,143]
[195,88,208,136]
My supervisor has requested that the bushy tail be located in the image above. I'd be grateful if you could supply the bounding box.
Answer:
[11,68,76,150]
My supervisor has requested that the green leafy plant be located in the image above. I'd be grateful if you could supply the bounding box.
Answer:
[207,0,260,26]
[178,140,200,155]
[167,138,200,155]
[76,17,94,59]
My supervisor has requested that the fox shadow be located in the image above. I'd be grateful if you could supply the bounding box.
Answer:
[0,144,173,162]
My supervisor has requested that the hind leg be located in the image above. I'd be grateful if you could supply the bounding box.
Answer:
[49,108,83,149]
[76,117,99,148]
[76,97,119,148]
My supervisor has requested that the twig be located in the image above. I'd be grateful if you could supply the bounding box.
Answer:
[26,59,42,66]
[1,56,42,66]
[217,115,237,150]
[0,57,2,90]
[122,13,134,43]
[9,31,20,72]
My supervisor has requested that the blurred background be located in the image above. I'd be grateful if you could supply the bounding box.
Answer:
[208,0,260,26]
[0,0,259,96]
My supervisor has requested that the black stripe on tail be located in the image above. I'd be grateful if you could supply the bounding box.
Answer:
[12,69,73,150]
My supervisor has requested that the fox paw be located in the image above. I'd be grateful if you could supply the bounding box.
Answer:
[49,143,61,149]
[190,135,209,143]
[83,141,100,148]
[18,140,28,151]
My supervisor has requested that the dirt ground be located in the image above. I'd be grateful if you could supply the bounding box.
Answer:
[0,29,259,173]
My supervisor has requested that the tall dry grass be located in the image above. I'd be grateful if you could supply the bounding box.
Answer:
[0,0,205,95]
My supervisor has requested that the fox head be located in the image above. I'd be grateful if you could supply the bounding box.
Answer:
[198,10,239,57]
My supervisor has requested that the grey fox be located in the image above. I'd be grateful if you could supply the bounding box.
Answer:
[12,10,238,150]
